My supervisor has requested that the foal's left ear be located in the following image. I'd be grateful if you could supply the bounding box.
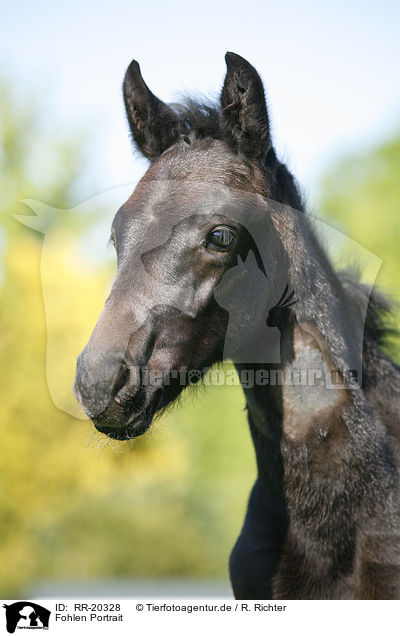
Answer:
[123,59,181,160]
[221,52,271,159]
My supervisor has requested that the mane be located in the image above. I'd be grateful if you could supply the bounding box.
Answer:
[172,96,222,141]
[339,270,400,362]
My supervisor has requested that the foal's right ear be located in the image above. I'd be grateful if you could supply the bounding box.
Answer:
[123,60,181,160]
[221,52,271,159]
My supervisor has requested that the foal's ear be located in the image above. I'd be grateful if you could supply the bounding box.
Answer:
[123,60,181,160]
[221,52,271,159]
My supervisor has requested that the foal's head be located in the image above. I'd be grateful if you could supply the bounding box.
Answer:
[73,53,303,440]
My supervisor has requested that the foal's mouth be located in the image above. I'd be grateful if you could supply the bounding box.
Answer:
[82,360,177,441]
[91,385,167,440]
[93,414,152,441]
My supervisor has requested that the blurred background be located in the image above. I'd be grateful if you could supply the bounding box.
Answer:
[1,0,400,598]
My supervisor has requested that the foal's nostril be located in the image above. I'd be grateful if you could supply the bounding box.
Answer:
[113,362,146,410]
[112,364,131,399]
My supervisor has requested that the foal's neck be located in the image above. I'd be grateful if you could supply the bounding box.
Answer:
[234,208,361,484]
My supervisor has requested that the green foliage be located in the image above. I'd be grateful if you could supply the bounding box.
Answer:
[319,132,400,312]
[319,131,400,362]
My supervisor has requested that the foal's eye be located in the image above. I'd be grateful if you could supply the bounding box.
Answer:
[206,227,236,250]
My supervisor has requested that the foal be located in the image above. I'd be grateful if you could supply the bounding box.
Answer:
[74,53,400,599]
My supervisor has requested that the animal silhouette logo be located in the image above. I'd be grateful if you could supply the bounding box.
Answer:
[2,602,51,633]
[15,190,381,410]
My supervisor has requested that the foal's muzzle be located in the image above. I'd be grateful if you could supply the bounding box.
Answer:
[73,352,167,440]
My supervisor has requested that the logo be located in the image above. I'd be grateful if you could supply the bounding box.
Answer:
[2,603,51,633]
[15,186,382,415]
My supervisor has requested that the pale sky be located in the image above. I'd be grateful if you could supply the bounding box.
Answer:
[2,0,400,202]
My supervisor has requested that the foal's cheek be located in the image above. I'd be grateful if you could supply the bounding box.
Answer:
[194,275,223,314]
